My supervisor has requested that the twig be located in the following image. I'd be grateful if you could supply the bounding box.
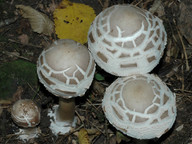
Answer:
[177,28,190,71]
[86,99,101,112]
[8,38,42,48]
[81,103,101,107]
[75,110,85,126]
[0,17,18,28]
[88,121,104,135]
[181,62,185,91]
[132,0,143,6]
[174,89,192,93]
[5,133,19,144]
[97,0,104,8]
[3,51,31,61]
[27,83,41,100]
[104,118,109,144]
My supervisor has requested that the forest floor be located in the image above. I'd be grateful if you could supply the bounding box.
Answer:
[0,0,192,144]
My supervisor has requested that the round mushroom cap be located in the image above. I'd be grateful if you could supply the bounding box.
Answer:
[88,5,167,76]
[11,99,41,128]
[102,74,176,139]
[37,39,95,98]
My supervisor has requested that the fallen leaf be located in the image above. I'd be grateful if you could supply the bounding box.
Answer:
[16,5,54,36]
[18,34,29,45]
[78,128,90,144]
[94,73,105,81]
[176,124,184,132]
[54,0,96,44]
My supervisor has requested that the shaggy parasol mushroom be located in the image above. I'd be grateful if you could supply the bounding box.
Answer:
[37,39,95,135]
[102,74,176,139]
[11,99,41,141]
[88,4,167,76]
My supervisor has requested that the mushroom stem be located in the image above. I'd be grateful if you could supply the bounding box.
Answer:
[56,97,75,122]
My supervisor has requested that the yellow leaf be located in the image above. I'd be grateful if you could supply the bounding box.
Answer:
[78,128,90,144]
[16,5,54,36]
[54,0,96,44]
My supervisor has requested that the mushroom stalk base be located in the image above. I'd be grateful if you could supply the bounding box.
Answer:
[15,127,41,142]
[48,105,77,135]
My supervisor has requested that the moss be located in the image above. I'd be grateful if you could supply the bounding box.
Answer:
[0,35,8,42]
[0,59,38,100]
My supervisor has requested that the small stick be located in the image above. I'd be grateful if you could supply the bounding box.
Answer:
[4,51,31,61]
[97,0,104,8]
[27,83,41,100]
[104,119,110,144]
[8,39,42,48]
[181,60,185,92]
[174,89,192,93]
[88,121,104,135]
[133,0,143,6]
[177,28,190,71]
[75,110,85,126]
[86,99,101,112]
[0,17,18,28]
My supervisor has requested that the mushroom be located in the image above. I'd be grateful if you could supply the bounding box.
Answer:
[102,74,176,139]
[88,4,167,76]
[11,99,41,141]
[37,39,95,135]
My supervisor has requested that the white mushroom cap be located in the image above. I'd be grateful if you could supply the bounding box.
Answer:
[11,99,41,128]
[102,74,176,139]
[37,39,95,99]
[88,5,167,76]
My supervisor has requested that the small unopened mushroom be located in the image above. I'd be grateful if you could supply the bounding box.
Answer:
[102,74,176,139]
[37,39,95,135]
[88,5,167,76]
[11,99,41,141]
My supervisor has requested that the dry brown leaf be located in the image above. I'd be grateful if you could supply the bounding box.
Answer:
[16,5,54,36]
[18,34,29,45]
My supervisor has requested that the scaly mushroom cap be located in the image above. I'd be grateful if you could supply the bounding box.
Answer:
[88,5,167,76]
[102,74,176,139]
[11,99,41,128]
[37,39,95,98]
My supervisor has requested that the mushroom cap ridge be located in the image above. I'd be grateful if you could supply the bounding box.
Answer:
[37,39,96,99]
[88,4,167,76]
[102,74,176,139]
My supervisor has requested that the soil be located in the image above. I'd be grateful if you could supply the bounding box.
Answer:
[0,0,192,144]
